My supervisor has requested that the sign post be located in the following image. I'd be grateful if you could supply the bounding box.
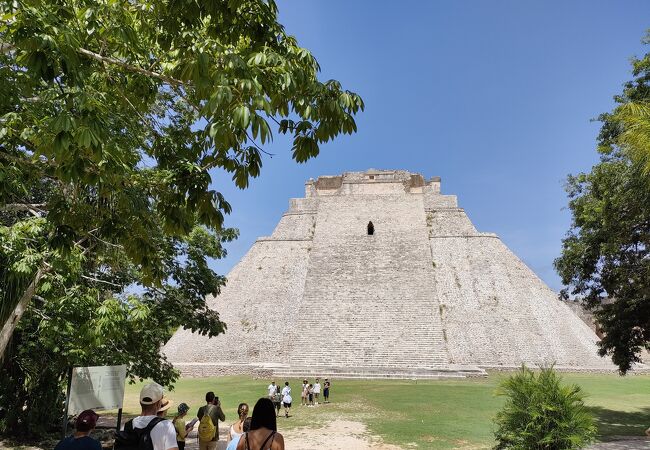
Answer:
[61,367,73,440]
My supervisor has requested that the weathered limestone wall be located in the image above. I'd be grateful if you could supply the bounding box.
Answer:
[285,192,449,369]
[163,237,312,366]
[268,211,316,240]
[426,209,477,236]
[429,235,611,368]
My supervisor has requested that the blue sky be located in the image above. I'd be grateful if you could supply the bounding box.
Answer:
[209,1,650,291]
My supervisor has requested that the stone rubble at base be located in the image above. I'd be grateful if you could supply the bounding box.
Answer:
[164,169,640,378]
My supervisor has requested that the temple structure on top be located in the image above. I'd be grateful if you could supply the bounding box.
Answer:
[164,169,622,378]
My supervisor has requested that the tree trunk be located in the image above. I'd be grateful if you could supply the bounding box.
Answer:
[0,268,44,360]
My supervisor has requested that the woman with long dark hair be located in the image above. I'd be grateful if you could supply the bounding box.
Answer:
[236,398,285,450]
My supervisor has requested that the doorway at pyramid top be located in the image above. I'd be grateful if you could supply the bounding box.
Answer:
[367,221,375,236]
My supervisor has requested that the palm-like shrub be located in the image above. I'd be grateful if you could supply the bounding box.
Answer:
[493,366,596,449]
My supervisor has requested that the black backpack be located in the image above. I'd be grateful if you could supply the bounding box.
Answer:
[114,417,164,450]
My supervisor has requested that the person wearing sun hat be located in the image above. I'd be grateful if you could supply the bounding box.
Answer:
[172,403,192,450]
[54,409,101,450]
[116,382,178,450]
[157,397,174,418]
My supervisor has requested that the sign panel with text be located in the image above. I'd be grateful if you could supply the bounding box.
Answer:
[68,365,127,414]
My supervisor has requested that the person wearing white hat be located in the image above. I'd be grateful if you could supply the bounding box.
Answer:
[115,382,178,450]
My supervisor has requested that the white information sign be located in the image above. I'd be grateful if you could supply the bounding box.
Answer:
[68,365,127,414]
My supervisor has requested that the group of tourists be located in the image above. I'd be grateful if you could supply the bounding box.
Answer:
[55,377,334,450]
[266,378,332,419]
[299,378,330,406]
[156,383,284,450]
[55,382,286,450]
[266,381,292,418]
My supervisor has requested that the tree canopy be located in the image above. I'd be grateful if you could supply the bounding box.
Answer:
[0,0,363,435]
[555,38,650,374]
[607,34,650,173]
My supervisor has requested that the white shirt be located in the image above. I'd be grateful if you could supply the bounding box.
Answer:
[313,382,321,394]
[281,386,292,403]
[131,416,178,450]
[267,384,277,396]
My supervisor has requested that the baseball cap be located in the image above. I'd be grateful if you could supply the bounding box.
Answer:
[76,410,99,431]
[140,382,164,405]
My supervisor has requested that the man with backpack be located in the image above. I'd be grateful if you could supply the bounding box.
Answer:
[197,391,225,450]
[114,382,178,450]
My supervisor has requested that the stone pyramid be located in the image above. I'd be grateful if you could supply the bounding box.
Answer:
[163,170,614,378]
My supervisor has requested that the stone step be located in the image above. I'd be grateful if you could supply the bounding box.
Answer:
[267,364,487,380]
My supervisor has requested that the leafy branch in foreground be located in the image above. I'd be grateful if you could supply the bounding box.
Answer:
[0,0,363,437]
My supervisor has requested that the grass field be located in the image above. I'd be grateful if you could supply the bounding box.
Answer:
[113,372,650,449]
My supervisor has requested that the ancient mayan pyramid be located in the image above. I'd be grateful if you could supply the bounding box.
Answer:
[164,169,614,378]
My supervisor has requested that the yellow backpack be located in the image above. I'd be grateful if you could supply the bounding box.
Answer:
[197,406,216,441]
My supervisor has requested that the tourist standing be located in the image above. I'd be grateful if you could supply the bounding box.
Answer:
[313,378,321,405]
[267,380,278,400]
[301,379,308,406]
[227,417,251,450]
[228,403,249,442]
[323,378,331,403]
[307,384,314,406]
[115,382,178,450]
[272,389,282,417]
[197,391,226,450]
[54,410,101,450]
[157,397,173,417]
[281,382,292,418]
[236,398,284,450]
[173,403,191,450]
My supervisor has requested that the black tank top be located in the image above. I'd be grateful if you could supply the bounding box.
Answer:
[244,430,276,450]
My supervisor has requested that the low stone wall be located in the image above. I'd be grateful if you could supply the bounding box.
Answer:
[174,363,272,379]
[480,364,650,374]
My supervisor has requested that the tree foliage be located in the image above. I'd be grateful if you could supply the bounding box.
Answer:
[554,39,650,374]
[608,33,650,173]
[0,0,363,436]
[493,366,596,449]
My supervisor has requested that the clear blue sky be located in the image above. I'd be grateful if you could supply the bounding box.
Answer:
[209,1,650,291]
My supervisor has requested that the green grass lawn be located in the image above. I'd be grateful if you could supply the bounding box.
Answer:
[112,372,650,449]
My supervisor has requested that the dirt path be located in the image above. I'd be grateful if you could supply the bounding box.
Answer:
[281,419,403,450]
[175,420,402,450]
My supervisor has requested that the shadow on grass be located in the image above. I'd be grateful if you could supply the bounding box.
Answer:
[587,405,650,440]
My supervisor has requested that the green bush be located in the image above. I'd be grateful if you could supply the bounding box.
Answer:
[493,366,596,449]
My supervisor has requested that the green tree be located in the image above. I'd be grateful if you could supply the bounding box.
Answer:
[0,0,363,357]
[493,366,596,449]
[0,0,363,436]
[555,40,650,374]
[608,34,650,173]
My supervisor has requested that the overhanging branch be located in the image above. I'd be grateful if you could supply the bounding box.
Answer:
[77,47,184,87]
[2,203,47,217]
